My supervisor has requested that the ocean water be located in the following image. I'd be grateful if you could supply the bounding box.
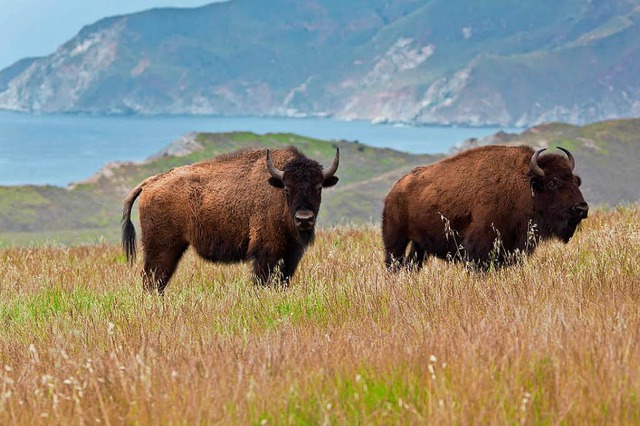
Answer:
[0,111,519,186]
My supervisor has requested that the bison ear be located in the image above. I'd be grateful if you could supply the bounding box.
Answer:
[268,177,284,188]
[322,176,339,188]
[530,177,544,192]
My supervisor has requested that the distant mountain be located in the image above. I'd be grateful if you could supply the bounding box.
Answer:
[1,0,640,126]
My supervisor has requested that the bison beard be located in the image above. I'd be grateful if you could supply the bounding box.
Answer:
[121,146,339,294]
[382,145,588,271]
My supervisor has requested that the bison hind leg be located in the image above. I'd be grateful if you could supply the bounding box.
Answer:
[384,235,411,272]
[142,243,188,295]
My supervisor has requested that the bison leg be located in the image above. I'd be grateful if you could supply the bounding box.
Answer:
[460,228,501,268]
[142,243,188,294]
[252,254,279,287]
[382,199,409,271]
[383,234,410,272]
[279,245,305,285]
[252,248,302,287]
[407,241,426,271]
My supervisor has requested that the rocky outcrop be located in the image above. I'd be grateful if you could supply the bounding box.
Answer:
[148,132,203,159]
[0,19,124,112]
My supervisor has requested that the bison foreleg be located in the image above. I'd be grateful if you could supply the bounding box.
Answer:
[407,241,426,271]
[252,254,279,287]
[253,247,303,287]
[279,246,305,284]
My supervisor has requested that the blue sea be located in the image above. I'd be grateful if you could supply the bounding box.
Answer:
[0,111,519,187]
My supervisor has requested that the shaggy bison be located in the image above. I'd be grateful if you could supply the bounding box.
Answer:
[382,145,588,270]
[122,146,339,293]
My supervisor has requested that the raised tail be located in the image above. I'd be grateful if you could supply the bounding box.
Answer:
[122,185,143,264]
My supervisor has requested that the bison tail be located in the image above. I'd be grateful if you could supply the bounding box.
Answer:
[122,185,143,264]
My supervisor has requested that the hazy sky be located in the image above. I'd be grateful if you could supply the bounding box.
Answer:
[0,1,223,69]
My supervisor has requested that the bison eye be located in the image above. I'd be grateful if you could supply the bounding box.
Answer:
[547,178,559,190]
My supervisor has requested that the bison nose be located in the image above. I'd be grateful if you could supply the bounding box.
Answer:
[571,202,589,219]
[294,210,315,229]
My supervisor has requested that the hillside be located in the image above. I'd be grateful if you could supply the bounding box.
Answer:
[0,132,438,245]
[2,0,640,126]
[1,118,639,246]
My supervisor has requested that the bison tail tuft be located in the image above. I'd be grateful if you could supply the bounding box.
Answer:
[122,186,143,264]
[122,218,137,264]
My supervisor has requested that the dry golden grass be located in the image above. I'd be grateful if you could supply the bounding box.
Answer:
[0,206,639,424]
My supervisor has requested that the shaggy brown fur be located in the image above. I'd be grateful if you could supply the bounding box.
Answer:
[382,145,588,270]
[122,146,339,293]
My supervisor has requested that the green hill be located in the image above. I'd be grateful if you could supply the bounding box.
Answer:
[0,132,438,246]
[1,118,639,247]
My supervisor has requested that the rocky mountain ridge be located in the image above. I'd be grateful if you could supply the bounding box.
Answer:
[2,0,640,126]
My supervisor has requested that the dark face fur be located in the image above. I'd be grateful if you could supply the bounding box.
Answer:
[530,154,588,243]
[268,157,339,235]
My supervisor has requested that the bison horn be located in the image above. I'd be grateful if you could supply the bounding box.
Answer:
[557,146,575,171]
[322,147,340,179]
[530,148,546,177]
[266,149,284,181]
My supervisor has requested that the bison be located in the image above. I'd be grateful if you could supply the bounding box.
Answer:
[122,146,339,293]
[382,145,588,270]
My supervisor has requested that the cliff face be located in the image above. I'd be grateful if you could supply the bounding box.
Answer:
[2,0,640,126]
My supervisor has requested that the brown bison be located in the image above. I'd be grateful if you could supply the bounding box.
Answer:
[122,146,339,293]
[382,145,588,270]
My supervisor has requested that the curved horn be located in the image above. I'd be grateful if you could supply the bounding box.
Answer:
[265,149,284,181]
[530,148,546,177]
[322,147,340,179]
[557,146,575,171]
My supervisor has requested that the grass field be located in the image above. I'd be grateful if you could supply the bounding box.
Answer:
[0,206,638,424]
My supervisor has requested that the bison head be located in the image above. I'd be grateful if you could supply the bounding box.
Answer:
[529,147,588,243]
[266,148,339,233]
